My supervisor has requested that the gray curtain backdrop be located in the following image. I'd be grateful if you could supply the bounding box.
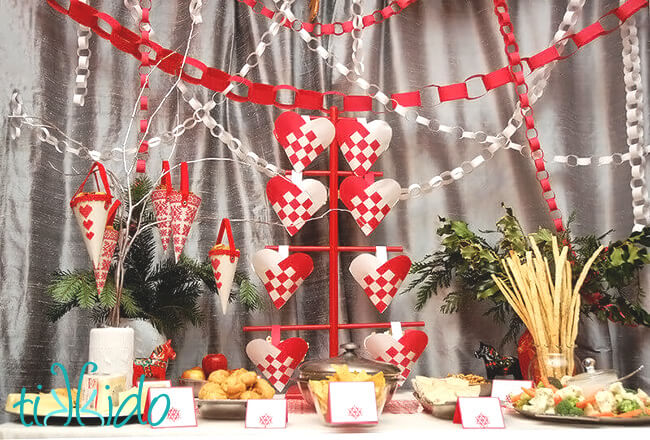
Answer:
[1,0,649,422]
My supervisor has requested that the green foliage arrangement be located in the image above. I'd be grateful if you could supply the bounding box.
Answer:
[403,205,650,343]
[46,177,262,337]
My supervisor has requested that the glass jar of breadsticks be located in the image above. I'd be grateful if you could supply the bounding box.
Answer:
[491,236,603,381]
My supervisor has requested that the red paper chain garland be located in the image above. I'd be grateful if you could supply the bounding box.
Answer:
[135,0,152,174]
[492,0,563,233]
[46,0,647,114]
[237,0,418,36]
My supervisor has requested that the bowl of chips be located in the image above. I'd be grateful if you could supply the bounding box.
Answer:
[297,343,401,407]
[197,368,276,419]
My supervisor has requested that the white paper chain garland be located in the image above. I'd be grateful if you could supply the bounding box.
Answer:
[123,0,154,37]
[189,0,203,24]
[620,6,647,231]
[73,0,91,106]
[350,0,364,76]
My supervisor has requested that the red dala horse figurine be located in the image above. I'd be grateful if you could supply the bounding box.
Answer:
[133,339,176,385]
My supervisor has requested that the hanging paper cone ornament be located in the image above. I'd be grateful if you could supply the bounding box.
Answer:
[364,330,428,382]
[152,161,173,251]
[274,111,335,172]
[170,162,201,262]
[336,119,392,176]
[209,219,240,314]
[339,176,401,236]
[246,337,309,392]
[93,200,121,296]
[252,249,313,309]
[70,162,113,268]
[266,175,327,236]
[349,254,412,313]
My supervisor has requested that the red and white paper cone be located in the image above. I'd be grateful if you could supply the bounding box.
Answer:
[70,162,113,268]
[170,162,201,262]
[208,219,240,313]
[152,161,173,252]
[93,200,121,296]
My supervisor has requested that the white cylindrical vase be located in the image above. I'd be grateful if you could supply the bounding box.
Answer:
[88,327,135,385]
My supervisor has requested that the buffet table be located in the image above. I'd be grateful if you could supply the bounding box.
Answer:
[2,400,648,439]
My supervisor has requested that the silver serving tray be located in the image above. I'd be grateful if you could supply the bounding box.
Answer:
[197,399,248,419]
[514,407,650,425]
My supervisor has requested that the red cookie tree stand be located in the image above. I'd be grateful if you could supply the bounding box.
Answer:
[243,107,424,372]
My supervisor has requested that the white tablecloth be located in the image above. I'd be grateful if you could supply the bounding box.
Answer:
[2,408,649,439]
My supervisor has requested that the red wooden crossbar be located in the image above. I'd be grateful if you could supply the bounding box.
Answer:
[244,107,424,357]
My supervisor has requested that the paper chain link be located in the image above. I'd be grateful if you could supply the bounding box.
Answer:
[620,6,647,231]
[46,0,648,113]
[238,0,417,36]
[350,0,364,76]
[135,0,153,172]
[493,0,563,231]
[72,0,91,106]
[189,0,203,24]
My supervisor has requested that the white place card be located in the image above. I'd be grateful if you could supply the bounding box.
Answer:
[245,399,288,428]
[328,382,378,425]
[453,397,505,429]
[491,380,533,404]
[147,387,197,428]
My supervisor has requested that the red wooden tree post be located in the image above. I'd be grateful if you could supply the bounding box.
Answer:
[243,107,424,357]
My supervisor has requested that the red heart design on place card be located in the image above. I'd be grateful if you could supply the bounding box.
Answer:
[336,119,392,176]
[364,330,428,382]
[266,176,327,236]
[274,111,335,172]
[252,249,314,309]
[86,231,95,240]
[83,219,94,231]
[79,204,93,218]
[246,337,309,392]
[349,254,412,313]
[339,176,401,236]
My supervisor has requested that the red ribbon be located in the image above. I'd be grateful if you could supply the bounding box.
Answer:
[106,199,121,226]
[161,160,172,195]
[216,218,238,262]
[179,162,189,201]
[70,162,112,207]
[46,0,648,113]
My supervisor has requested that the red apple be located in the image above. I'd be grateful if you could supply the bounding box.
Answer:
[202,353,228,376]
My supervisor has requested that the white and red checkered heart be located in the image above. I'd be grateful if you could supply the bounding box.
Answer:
[266,176,327,236]
[252,249,314,309]
[339,176,400,236]
[169,191,201,262]
[336,119,392,176]
[274,111,335,172]
[152,186,172,252]
[349,254,412,313]
[246,337,309,392]
[364,331,428,382]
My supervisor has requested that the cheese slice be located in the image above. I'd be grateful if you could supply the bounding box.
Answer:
[80,374,127,414]
[118,381,171,416]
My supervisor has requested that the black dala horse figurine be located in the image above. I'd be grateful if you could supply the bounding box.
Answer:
[474,342,523,380]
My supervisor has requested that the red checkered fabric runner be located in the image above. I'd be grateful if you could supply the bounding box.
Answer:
[349,192,391,235]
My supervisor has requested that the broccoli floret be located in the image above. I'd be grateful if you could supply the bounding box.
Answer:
[555,398,585,416]
[617,399,640,414]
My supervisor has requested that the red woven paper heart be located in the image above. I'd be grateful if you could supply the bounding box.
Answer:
[266,176,327,236]
[349,254,412,313]
[274,111,335,172]
[336,119,392,176]
[364,330,428,382]
[252,249,314,309]
[339,176,400,236]
[246,337,309,392]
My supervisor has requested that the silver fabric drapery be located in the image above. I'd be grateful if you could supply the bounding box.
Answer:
[1,0,649,423]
